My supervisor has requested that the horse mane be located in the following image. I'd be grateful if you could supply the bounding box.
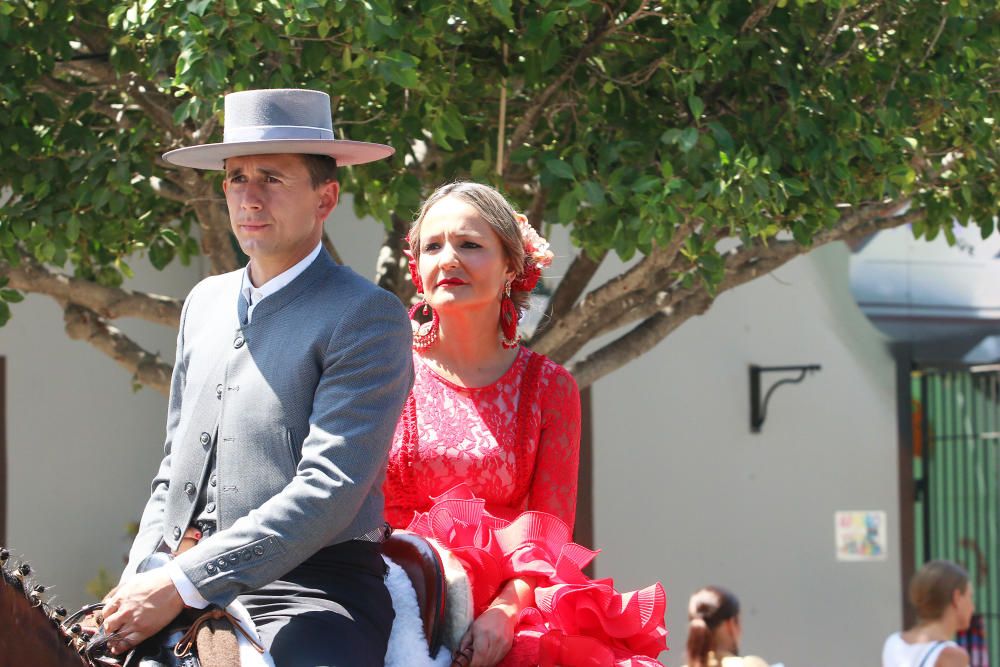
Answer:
[0,547,92,667]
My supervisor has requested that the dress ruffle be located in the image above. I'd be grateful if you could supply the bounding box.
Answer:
[405,484,668,667]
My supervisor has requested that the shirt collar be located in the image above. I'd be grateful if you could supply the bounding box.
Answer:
[241,242,322,306]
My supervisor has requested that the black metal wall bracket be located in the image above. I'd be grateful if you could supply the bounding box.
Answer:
[750,364,822,433]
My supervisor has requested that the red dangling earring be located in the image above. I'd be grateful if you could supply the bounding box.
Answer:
[500,280,520,349]
[409,298,439,350]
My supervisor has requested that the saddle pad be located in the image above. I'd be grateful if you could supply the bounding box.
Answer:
[383,556,451,667]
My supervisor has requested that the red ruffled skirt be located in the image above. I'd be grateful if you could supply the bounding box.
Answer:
[405,484,668,667]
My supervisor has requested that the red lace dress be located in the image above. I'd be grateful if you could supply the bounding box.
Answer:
[383,348,667,667]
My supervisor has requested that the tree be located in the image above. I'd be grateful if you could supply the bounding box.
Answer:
[0,0,996,394]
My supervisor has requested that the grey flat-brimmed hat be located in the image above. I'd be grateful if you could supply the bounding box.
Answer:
[162,89,394,170]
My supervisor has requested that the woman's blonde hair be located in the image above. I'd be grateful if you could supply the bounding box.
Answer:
[909,560,969,621]
[408,181,531,314]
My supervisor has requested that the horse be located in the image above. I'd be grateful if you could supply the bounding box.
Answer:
[0,547,93,667]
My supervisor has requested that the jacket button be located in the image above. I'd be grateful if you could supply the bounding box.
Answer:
[228,553,239,565]
[206,563,216,574]
[217,557,227,568]
[173,526,182,540]
[210,475,217,488]
[200,432,211,446]
[205,502,216,513]
[253,545,265,556]
[233,335,245,348]
[216,384,223,399]
[242,549,253,561]
[184,482,196,496]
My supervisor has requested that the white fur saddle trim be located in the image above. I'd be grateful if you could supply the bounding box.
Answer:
[383,556,450,666]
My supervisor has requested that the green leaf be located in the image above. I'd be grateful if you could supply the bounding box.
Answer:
[678,128,699,153]
[1,288,24,303]
[490,0,515,29]
[546,159,575,180]
[688,95,704,122]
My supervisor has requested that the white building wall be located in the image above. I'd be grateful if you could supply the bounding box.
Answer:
[588,242,901,666]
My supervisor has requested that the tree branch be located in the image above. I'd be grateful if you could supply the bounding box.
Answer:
[1,257,182,327]
[566,205,924,388]
[149,176,190,204]
[530,249,607,341]
[532,221,692,360]
[63,304,172,395]
[374,213,417,304]
[741,0,779,34]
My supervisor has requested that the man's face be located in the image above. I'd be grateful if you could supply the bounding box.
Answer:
[222,154,339,271]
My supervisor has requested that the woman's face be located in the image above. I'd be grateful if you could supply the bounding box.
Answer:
[416,196,514,316]
[954,582,975,631]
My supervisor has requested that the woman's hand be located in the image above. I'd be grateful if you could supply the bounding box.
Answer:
[452,604,518,667]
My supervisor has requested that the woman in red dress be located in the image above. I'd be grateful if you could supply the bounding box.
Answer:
[383,182,666,667]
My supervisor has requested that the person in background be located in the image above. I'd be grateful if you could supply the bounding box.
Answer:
[683,586,768,667]
[882,559,973,667]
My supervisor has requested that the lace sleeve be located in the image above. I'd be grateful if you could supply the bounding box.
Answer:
[526,362,581,531]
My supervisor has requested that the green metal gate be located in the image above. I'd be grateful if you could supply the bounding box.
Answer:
[913,364,1000,666]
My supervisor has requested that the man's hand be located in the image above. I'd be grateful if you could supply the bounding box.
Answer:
[101,568,184,655]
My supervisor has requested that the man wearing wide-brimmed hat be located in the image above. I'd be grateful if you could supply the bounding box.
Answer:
[101,89,414,665]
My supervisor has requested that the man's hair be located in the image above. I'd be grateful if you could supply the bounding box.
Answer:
[300,154,338,188]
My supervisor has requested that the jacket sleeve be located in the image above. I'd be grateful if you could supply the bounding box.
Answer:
[173,287,413,606]
[120,292,192,582]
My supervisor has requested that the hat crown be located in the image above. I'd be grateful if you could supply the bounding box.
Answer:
[223,89,334,142]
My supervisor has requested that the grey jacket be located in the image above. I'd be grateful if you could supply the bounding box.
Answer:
[123,250,413,606]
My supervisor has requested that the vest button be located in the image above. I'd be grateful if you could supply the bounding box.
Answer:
[233,335,245,348]
[184,482,196,496]
[172,526,182,540]
[200,432,211,446]
[216,384,223,399]
[206,563,216,574]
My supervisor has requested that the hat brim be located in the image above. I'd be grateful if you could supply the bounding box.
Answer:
[161,139,394,170]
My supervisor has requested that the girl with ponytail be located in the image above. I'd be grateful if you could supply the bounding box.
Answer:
[683,587,768,667]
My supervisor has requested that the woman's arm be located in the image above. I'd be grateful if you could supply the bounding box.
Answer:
[525,363,582,529]
[456,575,537,667]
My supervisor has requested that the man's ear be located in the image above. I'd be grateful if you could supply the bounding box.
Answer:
[317,180,340,220]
